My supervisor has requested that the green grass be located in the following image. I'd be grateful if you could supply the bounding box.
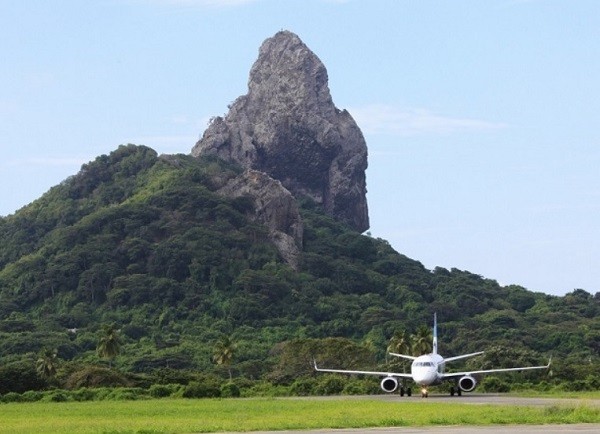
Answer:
[513,390,600,399]
[0,397,598,434]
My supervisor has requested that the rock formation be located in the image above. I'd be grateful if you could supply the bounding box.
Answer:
[217,170,303,269]
[192,30,369,233]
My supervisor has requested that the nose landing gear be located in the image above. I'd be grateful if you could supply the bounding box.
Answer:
[420,388,429,398]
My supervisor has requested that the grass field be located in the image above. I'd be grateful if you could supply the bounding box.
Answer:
[0,397,599,434]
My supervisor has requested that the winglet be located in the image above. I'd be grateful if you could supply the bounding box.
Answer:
[313,358,319,370]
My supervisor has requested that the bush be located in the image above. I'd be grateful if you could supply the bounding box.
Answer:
[72,387,97,401]
[65,366,131,389]
[1,392,24,403]
[241,381,290,397]
[105,387,147,401]
[480,376,511,393]
[149,383,180,398]
[220,382,240,398]
[290,377,318,396]
[0,362,47,394]
[182,380,220,398]
[342,378,379,395]
[21,390,43,402]
[41,391,70,402]
[314,375,345,395]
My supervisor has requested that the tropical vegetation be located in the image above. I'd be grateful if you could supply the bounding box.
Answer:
[0,144,598,398]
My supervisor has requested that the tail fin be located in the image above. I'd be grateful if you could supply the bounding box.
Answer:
[432,312,438,355]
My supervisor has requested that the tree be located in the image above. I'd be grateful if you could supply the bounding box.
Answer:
[36,348,58,379]
[411,325,432,355]
[97,323,121,367]
[387,330,411,356]
[212,335,237,380]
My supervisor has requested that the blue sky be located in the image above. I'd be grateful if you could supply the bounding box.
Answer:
[1,0,598,296]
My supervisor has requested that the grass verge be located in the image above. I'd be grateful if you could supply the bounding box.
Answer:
[0,397,598,434]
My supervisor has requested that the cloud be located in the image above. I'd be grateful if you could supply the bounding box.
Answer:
[348,104,507,136]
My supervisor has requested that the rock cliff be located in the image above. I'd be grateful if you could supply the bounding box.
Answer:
[191,30,369,233]
[217,170,303,269]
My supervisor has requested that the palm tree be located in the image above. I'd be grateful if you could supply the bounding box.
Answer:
[387,330,411,356]
[411,325,433,355]
[97,323,121,367]
[36,348,58,379]
[213,335,237,380]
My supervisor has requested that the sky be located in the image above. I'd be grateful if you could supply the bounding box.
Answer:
[1,0,599,296]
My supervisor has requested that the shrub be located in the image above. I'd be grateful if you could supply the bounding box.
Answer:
[72,387,97,401]
[480,376,511,393]
[41,391,70,402]
[0,362,47,394]
[341,378,379,395]
[220,382,240,398]
[290,377,318,396]
[1,392,24,403]
[314,375,345,395]
[65,366,131,389]
[21,390,43,402]
[105,387,147,401]
[182,380,221,398]
[149,383,180,398]
[241,381,290,397]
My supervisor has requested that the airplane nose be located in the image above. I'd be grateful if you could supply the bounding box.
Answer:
[413,369,436,385]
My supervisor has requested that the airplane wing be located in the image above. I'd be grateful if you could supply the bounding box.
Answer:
[442,358,551,378]
[388,352,417,361]
[313,360,413,378]
[444,351,484,363]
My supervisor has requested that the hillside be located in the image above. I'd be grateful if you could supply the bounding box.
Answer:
[0,144,598,394]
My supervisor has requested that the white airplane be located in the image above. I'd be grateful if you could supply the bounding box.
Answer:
[314,313,551,397]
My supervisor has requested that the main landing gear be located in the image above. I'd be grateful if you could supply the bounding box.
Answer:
[449,386,462,397]
[399,387,412,397]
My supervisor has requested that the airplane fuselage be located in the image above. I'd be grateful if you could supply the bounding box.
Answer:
[411,353,444,386]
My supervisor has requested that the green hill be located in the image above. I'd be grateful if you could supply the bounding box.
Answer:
[0,144,598,394]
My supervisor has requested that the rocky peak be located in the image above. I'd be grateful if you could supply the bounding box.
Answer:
[192,30,369,233]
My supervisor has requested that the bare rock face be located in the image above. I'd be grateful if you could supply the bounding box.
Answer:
[218,170,303,269]
[192,30,369,232]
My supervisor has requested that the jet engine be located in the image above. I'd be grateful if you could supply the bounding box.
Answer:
[380,376,398,393]
[458,375,477,392]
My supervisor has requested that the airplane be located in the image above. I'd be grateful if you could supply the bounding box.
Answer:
[314,313,551,397]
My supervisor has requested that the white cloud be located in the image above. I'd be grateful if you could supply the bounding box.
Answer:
[348,104,507,136]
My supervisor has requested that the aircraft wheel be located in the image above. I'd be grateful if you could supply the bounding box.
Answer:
[407,388,412,397]
[458,388,462,397]
[400,388,405,397]
[450,387,455,396]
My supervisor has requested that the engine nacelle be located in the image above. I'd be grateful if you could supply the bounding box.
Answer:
[458,375,477,392]
[380,376,398,393]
